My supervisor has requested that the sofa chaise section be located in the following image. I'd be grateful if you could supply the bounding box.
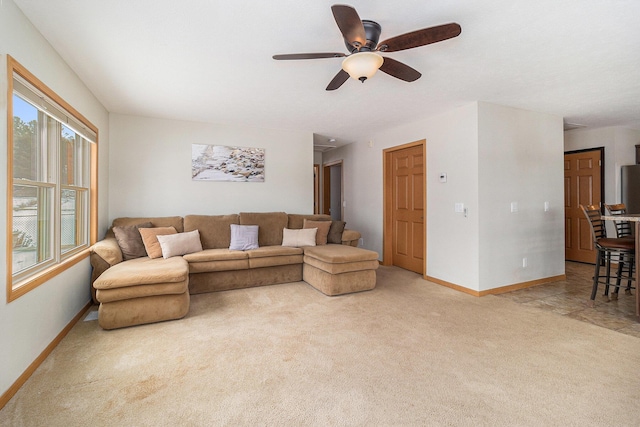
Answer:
[93,256,190,330]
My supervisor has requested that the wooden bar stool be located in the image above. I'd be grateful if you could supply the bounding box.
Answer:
[580,204,635,306]
[604,203,635,296]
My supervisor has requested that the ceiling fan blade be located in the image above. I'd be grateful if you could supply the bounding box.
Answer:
[326,69,350,91]
[378,23,461,52]
[379,57,421,82]
[331,5,366,49]
[273,53,347,60]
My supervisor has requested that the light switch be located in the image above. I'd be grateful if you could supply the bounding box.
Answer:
[455,203,464,213]
[439,173,447,183]
[544,201,550,212]
[510,202,518,213]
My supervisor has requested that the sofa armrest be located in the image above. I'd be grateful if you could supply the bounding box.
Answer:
[342,229,361,247]
[89,238,123,304]
[91,237,123,266]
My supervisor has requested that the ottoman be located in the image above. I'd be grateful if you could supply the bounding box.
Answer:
[303,244,379,296]
[93,256,190,329]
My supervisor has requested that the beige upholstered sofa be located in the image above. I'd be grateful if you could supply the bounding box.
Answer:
[90,212,379,329]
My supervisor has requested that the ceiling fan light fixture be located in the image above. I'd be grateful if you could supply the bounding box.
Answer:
[341,52,384,82]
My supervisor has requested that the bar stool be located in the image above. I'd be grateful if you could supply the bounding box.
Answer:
[604,203,634,238]
[604,203,635,296]
[580,204,635,306]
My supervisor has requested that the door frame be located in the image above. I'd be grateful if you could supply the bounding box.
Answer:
[323,160,343,219]
[382,139,427,277]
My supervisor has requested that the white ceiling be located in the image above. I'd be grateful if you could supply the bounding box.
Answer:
[13,0,640,148]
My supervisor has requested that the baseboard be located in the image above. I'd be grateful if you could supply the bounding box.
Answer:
[426,276,482,296]
[0,301,92,410]
[425,274,567,297]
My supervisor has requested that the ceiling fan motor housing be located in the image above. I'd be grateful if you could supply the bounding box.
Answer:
[344,19,382,52]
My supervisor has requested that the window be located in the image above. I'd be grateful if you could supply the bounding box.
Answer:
[7,56,98,301]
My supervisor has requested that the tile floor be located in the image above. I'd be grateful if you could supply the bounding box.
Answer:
[496,261,640,338]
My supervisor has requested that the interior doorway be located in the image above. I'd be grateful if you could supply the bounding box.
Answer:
[313,164,320,214]
[564,148,604,263]
[383,140,426,275]
[323,160,343,220]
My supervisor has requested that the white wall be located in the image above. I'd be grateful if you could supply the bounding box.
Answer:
[324,103,481,288]
[564,126,640,204]
[324,101,565,292]
[108,114,313,222]
[0,0,110,399]
[478,102,565,290]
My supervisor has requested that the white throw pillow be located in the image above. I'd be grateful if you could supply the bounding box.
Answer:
[157,229,203,258]
[281,228,317,247]
[229,224,259,250]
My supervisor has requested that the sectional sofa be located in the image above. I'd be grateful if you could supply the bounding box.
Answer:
[90,212,379,329]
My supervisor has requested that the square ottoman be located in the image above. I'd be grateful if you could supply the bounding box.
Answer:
[303,244,379,296]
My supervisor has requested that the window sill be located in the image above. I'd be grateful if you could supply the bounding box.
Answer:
[7,249,90,302]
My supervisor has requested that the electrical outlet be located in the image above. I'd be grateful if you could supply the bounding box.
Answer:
[358,237,364,247]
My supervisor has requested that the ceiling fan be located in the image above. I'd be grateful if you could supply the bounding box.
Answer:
[272,4,462,91]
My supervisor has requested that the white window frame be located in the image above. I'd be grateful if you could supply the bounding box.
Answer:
[6,55,98,302]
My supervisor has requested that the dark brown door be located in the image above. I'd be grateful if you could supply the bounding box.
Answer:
[323,165,331,216]
[391,145,424,274]
[565,149,603,263]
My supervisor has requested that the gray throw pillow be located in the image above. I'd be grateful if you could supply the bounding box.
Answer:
[112,222,153,260]
[327,221,346,244]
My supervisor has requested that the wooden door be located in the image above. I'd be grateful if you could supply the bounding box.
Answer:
[322,161,343,219]
[391,145,424,274]
[313,164,320,214]
[564,149,603,263]
[323,165,331,215]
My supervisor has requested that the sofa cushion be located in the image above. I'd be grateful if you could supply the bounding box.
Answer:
[183,248,248,262]
[282,228,317,247]
[303,219,331,245]
[245,246,303,258]
[327,220,346,244]
[245,246,303,268]
[303,245,379,275]
[183,248,249,274]
[303,244,379,263]
[157,230,203,258]
[240,212,288,246]
[229,224,259,250]
[96,281,188,303]
[287,214,332,229]
[248,254,303,269]
[112,221,152,260]
[109,216,183,237]
[139,226,178,259]
[184,214,239,249]
[93,256,189,289]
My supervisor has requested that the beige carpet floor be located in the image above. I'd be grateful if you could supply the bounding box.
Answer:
[2,266,640,426]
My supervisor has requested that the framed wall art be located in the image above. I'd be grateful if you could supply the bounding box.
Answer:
[192,144,265,182]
